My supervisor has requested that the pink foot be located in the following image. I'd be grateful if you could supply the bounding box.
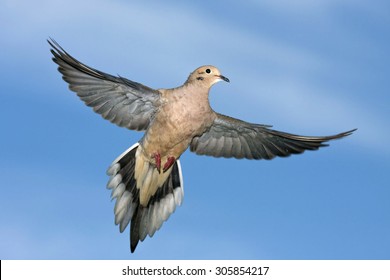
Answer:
[152,152,162,173]
[163,156,176,173]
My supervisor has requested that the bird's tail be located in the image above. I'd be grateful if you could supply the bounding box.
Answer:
[106,143,184,253]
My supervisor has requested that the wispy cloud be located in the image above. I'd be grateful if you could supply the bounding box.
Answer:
[1,0,389,259]
[2,0,387,154]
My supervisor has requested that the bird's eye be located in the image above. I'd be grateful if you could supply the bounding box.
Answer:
[205,68,211,74]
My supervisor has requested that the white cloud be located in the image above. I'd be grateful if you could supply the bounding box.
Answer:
[246,0,388,17]
[1,0,388,261]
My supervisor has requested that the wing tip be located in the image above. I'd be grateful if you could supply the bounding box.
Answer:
[342,128,357,137]
[48,37,65,57]
[323,128,357,142]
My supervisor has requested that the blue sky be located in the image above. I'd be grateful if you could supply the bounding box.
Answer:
[1,0,389,259]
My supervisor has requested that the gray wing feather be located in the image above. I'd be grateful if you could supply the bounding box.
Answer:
[49,39,161,131]
[190,113,356,159]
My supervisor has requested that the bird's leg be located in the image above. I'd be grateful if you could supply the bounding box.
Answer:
[163,156,176,173]
[152,152,162,173]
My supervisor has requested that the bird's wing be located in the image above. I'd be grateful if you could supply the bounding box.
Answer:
[49,39,161,131]
[190,113,356,159]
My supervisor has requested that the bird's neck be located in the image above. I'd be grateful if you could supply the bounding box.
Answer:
[182,80,210,95]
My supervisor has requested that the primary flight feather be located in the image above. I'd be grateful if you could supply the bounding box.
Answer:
[49,39,355,252]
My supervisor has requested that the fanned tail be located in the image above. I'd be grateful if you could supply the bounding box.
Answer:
[106,143,184,253]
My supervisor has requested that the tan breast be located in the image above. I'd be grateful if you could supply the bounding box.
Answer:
[141,85,216,159]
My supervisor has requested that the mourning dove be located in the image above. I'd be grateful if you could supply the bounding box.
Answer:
[49,39,356,253]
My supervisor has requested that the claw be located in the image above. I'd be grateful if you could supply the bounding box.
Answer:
[163,156,176,173]
[152,152,162,173]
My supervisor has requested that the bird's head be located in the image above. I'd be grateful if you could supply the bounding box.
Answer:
[186,65,229,87]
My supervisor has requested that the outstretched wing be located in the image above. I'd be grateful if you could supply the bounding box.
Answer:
[190,113,356,159]
[49,39,161,131]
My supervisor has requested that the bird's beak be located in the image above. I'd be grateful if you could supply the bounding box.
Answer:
[217,75,230,83]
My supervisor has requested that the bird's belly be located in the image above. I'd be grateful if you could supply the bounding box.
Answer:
[142,119,197,157]
[141,105,212,159]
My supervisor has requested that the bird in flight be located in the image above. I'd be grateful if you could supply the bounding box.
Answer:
[49,39,355,253]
